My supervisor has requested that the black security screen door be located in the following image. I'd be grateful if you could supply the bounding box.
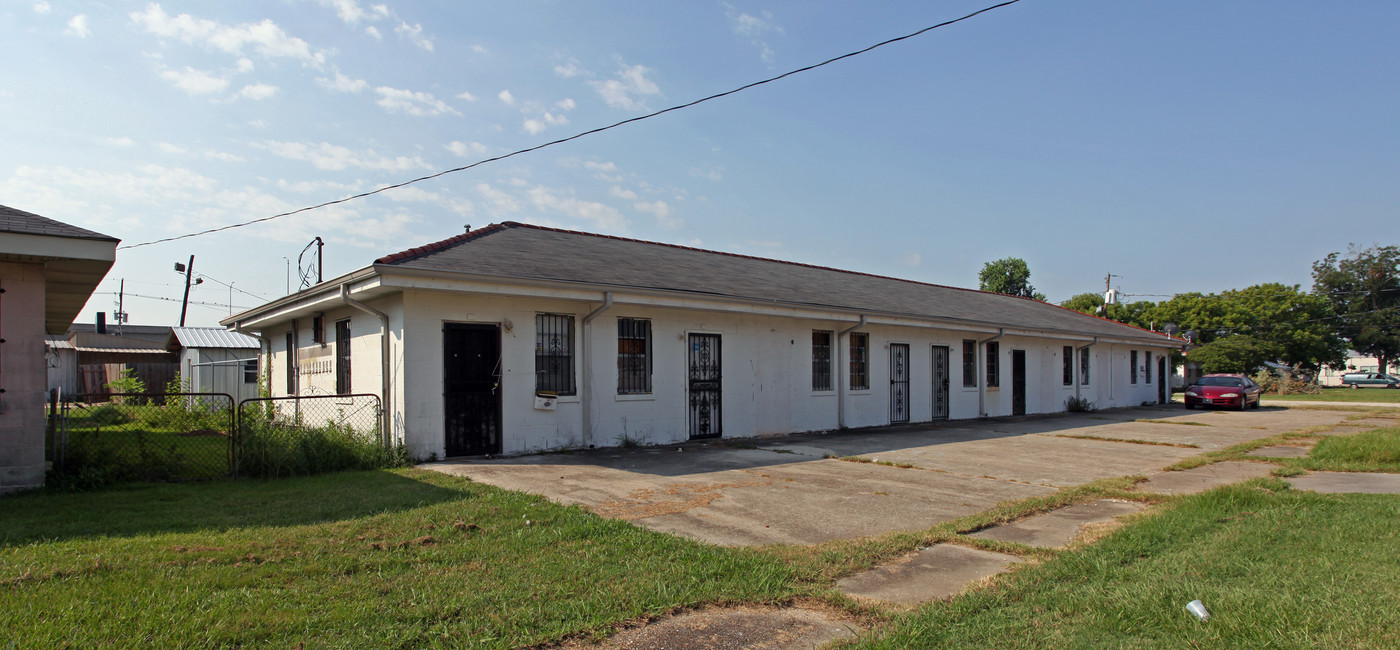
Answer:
[890,343,910,423]
[932,346,950,420]
[687,333,722,439]
[443,323,501,456]
[1012,349,1027,416]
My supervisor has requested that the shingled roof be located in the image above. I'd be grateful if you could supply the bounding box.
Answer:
[0,204,118,241]
[377,222,1177,345]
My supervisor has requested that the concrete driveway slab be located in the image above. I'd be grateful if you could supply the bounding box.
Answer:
[969,499,1146,548]
[1136,461,1276,495]
[837,544,1022,605]
[560,606,859,650]
[1288,472,1400,494]
[422,405,1361,546]
[1248,445,1311,458]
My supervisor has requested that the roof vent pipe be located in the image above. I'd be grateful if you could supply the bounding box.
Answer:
[837,315,868,429]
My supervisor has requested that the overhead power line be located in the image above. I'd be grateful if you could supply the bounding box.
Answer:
[119,0,1025,251]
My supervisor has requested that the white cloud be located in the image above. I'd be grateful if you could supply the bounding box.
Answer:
[203,149,246,162]
[497,89,515,106]
[248,119,269,129]
[374,86,461,116]
[317,71,368,93]
[236,83,278,100]
[553,59,585,78]
[64,14,90,38]
[472,44,488,55]
[609,186,637,200]
[475,183,520,213]
[584,161,618,174]
[32,2,50,14]
[634,200,679,228]
[371,4,390,18]
[901,252,922,267]
[455,90,478,102]
[255,141,433,171]
[589,63,660,111]
[102,137,135,147]
[528,186,627,231]
[236,57,254,73]
[691,166,724,181]
[131,5,327,68]
[275,178,363,194]
[522,111,568,135]
[376,186,440,203]
[364,25,382,40]
[445,141,488,157]
[318,0,373,24]
[159,66,230,95]
[556,98,576,111]
[727,7,784,64]
[395,21,433,51]
[156,142,186,154]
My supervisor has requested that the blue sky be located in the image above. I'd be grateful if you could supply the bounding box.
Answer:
[4,1,1397,328]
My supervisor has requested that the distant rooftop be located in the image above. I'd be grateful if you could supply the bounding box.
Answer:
[169,327,259,349]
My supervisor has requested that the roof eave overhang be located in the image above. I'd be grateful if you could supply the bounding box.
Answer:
[370,265,1182,348]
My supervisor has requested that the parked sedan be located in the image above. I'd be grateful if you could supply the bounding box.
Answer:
[1184,374,1262,410]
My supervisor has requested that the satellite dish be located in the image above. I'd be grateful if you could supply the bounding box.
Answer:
[1164,323,1180,336]
[1184,330,1198,343]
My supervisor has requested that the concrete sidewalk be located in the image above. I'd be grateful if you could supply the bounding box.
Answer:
[423,404,1356,546]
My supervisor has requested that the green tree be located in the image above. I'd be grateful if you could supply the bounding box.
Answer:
[1186,336,1273,374]
[1060,292,1104,315]
[1313,245,1400,374]
[978,257,1047,301]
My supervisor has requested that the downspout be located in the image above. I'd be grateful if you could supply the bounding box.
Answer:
[1074,338,1098,404]
[581,292,614,448]
[978,328,1005,418]
[340,284,392,446]
[836,315,868,429]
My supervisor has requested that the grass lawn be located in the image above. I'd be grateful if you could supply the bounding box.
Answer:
[849,480,1400,648]
[1264,387,1400,403]
[1,470,799,648]
[7,419,1400,648]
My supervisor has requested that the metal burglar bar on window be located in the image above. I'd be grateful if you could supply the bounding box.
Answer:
[535,313,575,395]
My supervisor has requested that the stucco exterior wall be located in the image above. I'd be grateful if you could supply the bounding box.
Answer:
[1,262,48,493]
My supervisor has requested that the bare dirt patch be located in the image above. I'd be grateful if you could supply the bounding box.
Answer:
[594,481,772,520]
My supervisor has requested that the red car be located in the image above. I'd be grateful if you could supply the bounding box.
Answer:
[1184,374,1262,410]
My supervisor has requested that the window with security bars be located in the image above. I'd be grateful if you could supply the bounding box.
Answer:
[535,313,576,395]
[1130,350,1139,384]
[812,331,833,391]
[1080,347,1091,385]
[962,339,977,387]
[849,332,869,390]
[1063,345,1074,386]
[986,341,1000,388]
[617,318,652,394]
[335,319,351,395]
[1145,351,1153,383]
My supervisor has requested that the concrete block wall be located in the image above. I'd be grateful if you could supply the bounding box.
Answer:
[0,262,48,493]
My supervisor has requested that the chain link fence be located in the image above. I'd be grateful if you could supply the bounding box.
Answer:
[47,392,407,488]
[49,392,236,488]
[237,394,401,479]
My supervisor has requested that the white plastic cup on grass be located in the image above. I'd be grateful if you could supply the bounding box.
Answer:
[1186,600,1210,621]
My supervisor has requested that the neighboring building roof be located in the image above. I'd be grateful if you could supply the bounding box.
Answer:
[169,327,259,350]
[67,323,172,343]
[0,204,119,242]
[45,335,74,350]
[373,222,1179,346]
[73,345,174,354]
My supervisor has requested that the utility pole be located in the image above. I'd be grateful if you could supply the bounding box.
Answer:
[176,255,194,327]
[115,279,127,335]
